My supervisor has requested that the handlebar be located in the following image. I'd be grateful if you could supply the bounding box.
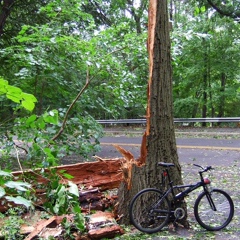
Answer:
[193,164,214,173]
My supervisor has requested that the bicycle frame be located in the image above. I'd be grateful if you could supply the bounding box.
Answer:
[160,167,217,211]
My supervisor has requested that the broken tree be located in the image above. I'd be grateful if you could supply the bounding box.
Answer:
[0,158,123,213]
[117,0,188,227]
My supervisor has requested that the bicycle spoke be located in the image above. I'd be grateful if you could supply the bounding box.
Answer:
[129,188,170,233]
[194,189,234,231]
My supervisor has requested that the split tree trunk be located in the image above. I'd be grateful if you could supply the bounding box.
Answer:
[118,0,188,227]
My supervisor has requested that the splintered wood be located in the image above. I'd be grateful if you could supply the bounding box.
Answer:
[0,159,124,213]
[79,187,118,213]
[87,211,124,239]
[113,145,134,190]
[12,159,123,190]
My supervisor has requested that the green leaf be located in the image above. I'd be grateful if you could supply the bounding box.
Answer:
[43,110,59,124]
[0,186,6,198]
[62,173,74,180]
[0,170,12,177]
[53,203,60,214]
[5,196,33,209]
[68,181,79,197]
[5,181,31,191]
[21,92,37,111]
[26,114,37,125]
[36,116,46,129]
[43,147,54,157]
[57,185,66,198]
[200,6,206,13]
[73,204,81,214]
[6,85,22,103]
[22,100,35,111]
[194,7,200,16]
[21,92,37,103]
[0,78,8,94]
[59,195,66,206]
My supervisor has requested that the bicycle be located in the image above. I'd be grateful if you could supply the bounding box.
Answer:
[129,162,234,233]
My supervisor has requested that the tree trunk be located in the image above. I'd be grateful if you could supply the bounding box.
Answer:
[0,0,15,37]
[117,0,188,227]
[218,72,226,117]
[202,40,209,127]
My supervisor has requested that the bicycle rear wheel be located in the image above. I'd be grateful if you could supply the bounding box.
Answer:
[194,189,234,231]
[129,188,170,233]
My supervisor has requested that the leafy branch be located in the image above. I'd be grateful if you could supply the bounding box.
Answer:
[51,46,126,142]
[51,67,91,141]
[207,0,240,20]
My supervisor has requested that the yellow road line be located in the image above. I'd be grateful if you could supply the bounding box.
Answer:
[100,142,240,151]
[177,145,240,151]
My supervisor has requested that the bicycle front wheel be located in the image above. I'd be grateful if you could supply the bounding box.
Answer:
[129,188,170,233]
[194,189,234,231]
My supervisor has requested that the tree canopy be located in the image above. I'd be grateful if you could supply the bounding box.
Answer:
[0,0,239,168]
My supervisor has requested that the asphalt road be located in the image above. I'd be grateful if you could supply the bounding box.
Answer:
[96,136,240,167]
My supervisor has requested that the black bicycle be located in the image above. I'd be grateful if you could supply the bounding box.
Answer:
[129,162,234,233]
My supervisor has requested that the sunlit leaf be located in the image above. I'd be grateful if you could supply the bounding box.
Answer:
[0,170,12,177]
[6,85,22,103]
[5,196,33,209]
[0,186,6,198]
[68,181,79,197]
[5,181,31,191]
[22,99,35,111]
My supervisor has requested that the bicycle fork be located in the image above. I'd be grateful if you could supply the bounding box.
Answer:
[205,191,217,211]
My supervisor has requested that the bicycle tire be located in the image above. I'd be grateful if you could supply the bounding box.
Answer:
[194,188,234,231]
[129,188,170,233]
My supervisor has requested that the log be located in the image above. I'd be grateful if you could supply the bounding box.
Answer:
[79,188,118,213]
[87,211,124,239]
[13,158,123,190]
[88,225,123,239]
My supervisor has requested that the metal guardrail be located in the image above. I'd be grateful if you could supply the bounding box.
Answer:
[97,117,240,124]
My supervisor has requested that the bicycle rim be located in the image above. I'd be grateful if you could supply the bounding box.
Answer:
[194,189,234,231]
[129,188,170,233]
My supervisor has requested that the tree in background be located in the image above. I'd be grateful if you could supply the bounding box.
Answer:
[172,0,240,123]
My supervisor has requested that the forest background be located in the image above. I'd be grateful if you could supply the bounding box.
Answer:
[0,0,239,238]
[0,0,240,167]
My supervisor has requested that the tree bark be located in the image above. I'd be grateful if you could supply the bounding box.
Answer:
[218,72,226,118]
[0,0,15,37]
[117,0,188,227]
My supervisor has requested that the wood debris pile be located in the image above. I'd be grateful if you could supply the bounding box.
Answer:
[0,158,126,239]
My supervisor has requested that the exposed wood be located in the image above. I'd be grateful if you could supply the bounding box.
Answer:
[146,0,157,137]
[0,159,124,212]
[79,187,118,213]
[13,158,123,190]
[136,131,147,165]
[24,216,65,240]
[113,145,135,189]
[87,211,124,239]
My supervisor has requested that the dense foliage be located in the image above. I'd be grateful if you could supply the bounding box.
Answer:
[0,0,239,238]
[0,0,239,169]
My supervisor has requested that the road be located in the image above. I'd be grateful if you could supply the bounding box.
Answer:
[96,135,240,167]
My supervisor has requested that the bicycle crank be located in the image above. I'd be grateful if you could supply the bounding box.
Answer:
[174,208,185,220]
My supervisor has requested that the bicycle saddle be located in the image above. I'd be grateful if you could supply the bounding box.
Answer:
[158,162,175,167]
